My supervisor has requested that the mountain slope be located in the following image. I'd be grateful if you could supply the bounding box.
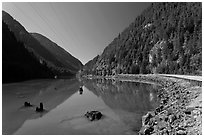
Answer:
[2,11,83,77]
[2,21,55,83]
[31,33,83,72]
[81,2,202,76]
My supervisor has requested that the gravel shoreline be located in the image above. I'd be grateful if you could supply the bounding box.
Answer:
[114,74,202,135]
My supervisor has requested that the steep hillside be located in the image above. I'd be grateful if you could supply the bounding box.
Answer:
[31,33,83,72]
[2,21,55,83]
[81,2,202,76]
[2,11,83,77]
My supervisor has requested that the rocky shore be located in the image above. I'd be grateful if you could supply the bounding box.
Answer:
[114,74,202,135]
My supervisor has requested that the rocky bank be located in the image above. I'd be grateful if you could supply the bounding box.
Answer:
[114,74,202,135]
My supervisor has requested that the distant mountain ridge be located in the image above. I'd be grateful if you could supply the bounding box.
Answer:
[2,10,83,82]
[31,33,83,72]
[81,2,202,76]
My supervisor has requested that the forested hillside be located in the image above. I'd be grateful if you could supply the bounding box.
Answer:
[2,10,83,81]
[31,33,83,73]
[2,21,55,83]
[81,2,202,76]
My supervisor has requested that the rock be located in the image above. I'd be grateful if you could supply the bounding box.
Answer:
[176,96,180,99]
[176,112,182,119]
[193,109,201,115]
[156,105,164,113]
[140,125,154,135]
[162,129,170,135]
[158,94,163,98]
[142,111,154,125]
[181,121,187,128]
[195,105,202,109]
[164,116,168,122]
[157,121,167,130]
[155,107,161,113]
[148,117,157,126]
[144,126,154,135]
[169,114,177,123]
[177,126,186,131]
[184,110,191,115]
[85,111,103,121]
[176,130,187,135]
[161,98,168,104]
[167,108,174,115]
[154,115,160,122]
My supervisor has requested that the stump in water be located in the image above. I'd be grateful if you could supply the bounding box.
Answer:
[79,87,83,95]
[40,102,43,110]
[36,102,44,112]
[79,87,83,91]
[24,102,32,107]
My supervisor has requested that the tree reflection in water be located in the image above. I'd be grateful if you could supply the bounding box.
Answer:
[83,78,160,132]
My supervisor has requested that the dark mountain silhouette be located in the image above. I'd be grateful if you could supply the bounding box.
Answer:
[81,2,202,76]
[2,10,83,83]
[2,21,54,83]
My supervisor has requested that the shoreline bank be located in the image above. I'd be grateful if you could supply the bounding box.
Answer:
[116,74,202,135]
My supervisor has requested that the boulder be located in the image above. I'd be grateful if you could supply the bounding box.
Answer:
[139,125,154,135]
[142,111,155,126]
[85,111,103,121]
[169,114,177,123]
[176,130,187,135]
[157,121,168,130]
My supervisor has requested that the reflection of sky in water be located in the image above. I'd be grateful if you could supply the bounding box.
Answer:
[15,87,134,135]
[14,80,159,135]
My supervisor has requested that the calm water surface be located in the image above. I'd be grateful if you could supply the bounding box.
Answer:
[2,78,160,135]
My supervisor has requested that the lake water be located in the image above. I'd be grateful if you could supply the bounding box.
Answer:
[2,78,160,135]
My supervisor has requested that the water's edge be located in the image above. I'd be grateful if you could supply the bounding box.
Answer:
[85,74,201,135]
